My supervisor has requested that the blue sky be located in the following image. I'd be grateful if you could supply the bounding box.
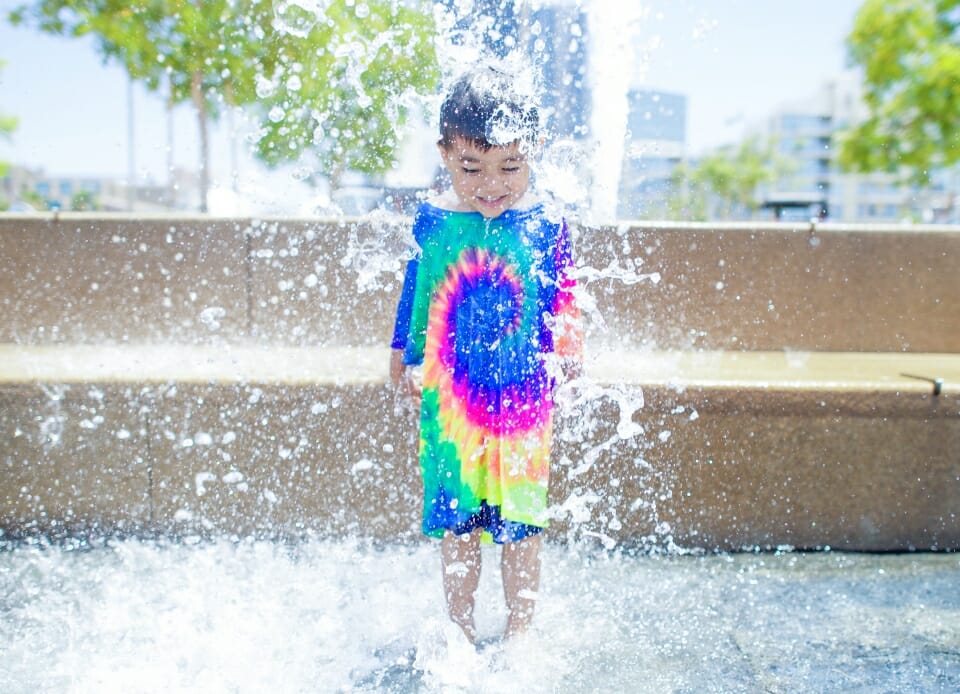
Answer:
[0,0,865,189]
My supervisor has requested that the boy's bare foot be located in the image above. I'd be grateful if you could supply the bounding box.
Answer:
[442,530,482,645]
[501,534,542,640]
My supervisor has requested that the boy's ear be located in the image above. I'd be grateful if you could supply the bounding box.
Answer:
[518,137,545,159]
[437,142,454,167]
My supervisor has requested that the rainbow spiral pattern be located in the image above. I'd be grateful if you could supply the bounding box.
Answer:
[402,203,580,538]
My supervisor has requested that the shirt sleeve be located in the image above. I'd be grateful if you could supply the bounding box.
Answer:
[399,206,430,366]
[552,220,583,360]
[390,256,419,351]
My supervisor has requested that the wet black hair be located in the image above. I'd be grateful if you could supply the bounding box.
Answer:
[438,65,540,151]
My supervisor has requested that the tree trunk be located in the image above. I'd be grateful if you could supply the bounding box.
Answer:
[225,82,239,194]
[127,77,135,211]
[167,76,175,208]
[191,70,209,213]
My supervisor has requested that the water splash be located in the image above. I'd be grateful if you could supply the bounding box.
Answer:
[272,0,326,39]
[2,539,957,692]
[340,209,417,294]
[586,0,646,223]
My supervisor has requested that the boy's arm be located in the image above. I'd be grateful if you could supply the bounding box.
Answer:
[390,248,423,403]
[553,220,584,380]
[390,348,422,403]
[395,210,430,368]
[389,348,406,387]
[391,256,419,352]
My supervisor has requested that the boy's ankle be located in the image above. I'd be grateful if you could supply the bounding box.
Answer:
[452,617,477,644]
[504,611,534,641]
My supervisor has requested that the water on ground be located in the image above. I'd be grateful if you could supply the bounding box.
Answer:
[1,537,958,693]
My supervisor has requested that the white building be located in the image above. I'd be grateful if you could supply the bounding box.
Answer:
[617,89,687,221]
[1,164,181,212]
[759,74,954,223]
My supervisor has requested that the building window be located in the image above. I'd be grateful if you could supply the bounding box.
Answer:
[780,114,829,134]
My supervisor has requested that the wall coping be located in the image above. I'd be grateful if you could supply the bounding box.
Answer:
[589,349,959,393]
[3,211,960,235]
[2,345,956,418]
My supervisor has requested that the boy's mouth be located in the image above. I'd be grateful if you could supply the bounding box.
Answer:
[477,195,508,206]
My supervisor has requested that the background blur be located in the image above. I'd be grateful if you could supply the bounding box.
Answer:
[1,0,956,223]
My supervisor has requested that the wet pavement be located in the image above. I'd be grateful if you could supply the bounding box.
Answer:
[1,538,958,692]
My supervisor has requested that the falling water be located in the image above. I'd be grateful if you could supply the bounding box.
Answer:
[585,0,646,223]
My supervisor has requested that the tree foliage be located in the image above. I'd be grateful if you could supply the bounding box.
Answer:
[667,136,790,221]
[70,190,99,211]
[9,0,439,199]
[251,2,439,183]
[838,0,960,183]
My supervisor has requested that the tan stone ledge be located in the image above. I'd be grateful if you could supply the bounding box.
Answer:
[0,344,387,386]
[2,343,957,386]
[589,349,960,392]
[1,344,956,416]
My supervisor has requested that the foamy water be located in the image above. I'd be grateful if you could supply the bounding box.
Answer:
[2,537,958,693]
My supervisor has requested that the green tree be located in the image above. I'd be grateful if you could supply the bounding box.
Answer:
[71,190,99,210]
[667,136,789,221]
[11,1,267,210]
[10,1,438,207]
[251,2,438,187]
[838,0,960,184]
[20,189,47,210]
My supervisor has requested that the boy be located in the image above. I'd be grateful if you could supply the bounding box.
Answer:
[391,63,581,644]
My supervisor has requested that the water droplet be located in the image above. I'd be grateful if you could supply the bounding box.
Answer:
[222,471,244,484]
[199,306,226,331]
[273,0,319,38]
[291,166,313,182]
[255,75,276,99]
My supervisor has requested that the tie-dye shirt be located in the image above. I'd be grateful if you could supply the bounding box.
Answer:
[392,201,581,539]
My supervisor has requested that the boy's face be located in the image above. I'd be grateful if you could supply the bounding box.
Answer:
[439,137,531,218]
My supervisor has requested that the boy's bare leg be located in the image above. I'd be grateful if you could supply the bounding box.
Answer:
[501,533,542,640]
[441,529,482,644]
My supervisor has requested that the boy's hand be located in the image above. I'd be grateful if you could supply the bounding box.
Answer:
[389,349,405,387]
[561,358,583,382]
[390,349,422,407]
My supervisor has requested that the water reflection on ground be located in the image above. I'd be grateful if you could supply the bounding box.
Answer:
[1,537,958,692]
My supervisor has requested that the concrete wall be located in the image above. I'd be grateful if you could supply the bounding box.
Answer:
[2,215,958,351]
[580,223,960,353]
[1,214,958,550]
[0,216,250,344]
[3,371,956,550]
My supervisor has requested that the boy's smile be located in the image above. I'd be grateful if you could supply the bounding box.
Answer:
[439,137,532,219]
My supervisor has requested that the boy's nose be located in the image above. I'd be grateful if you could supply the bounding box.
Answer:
[479,174,504,190]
